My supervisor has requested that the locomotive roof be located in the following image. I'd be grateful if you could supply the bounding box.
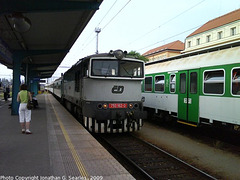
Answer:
[145,41,240,74]
[64,50,141,74]
[77,50,142,65]
[81,52,114,60]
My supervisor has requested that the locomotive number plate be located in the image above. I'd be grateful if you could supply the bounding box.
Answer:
[109,103,128,108]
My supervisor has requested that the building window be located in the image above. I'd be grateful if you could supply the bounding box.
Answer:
[188,41,191,48]
[197,38,200,45]
[231,27,236,36]
[218,31,223,39]
[206,35,211,42]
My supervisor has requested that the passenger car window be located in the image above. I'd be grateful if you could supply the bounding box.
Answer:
[180,73,186,94]
[145,77,152,92]
[204,70,224,95]
[190,72,197,94]
[232,68,240,95]
[170,74,176,93]
[155,75,165,92]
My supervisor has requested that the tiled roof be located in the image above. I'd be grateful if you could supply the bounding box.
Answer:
[143,40,184,56]
[187,8,240,37]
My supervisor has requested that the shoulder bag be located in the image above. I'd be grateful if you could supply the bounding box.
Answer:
[27,91,33,110]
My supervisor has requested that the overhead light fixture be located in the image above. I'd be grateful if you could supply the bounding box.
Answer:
[10,13,31,33]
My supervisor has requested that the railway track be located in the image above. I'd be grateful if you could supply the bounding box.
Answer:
[98,134,217,180]
[152,120,240,149]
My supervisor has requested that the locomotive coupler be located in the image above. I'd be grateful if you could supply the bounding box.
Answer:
[126,111,138,128]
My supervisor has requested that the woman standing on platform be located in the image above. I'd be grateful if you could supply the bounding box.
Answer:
[17,84,32,134]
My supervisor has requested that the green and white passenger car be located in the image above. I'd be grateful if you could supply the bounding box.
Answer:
[142,42,240,130]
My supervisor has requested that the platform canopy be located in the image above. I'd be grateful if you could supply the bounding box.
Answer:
[0,0,103,78]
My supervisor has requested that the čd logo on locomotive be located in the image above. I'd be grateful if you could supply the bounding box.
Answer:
[112,85,124,94]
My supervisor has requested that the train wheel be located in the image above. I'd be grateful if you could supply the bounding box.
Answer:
[83,117,107,133]
[76,107,83,124]
[82,117,142,133]
[60,96,64,104]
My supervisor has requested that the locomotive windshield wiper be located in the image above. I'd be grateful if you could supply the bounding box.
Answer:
[121,66,133,78]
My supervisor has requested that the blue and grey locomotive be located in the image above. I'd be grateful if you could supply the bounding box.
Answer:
[51,50,146,133]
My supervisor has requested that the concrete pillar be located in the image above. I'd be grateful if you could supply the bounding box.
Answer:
[30,80,38,95]
[10,49,69,115]
[25,63,29,84]
[26,64,32,92]
[27,64,38,95]
[11,55,22,115]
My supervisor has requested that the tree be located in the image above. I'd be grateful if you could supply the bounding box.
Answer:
[127,51,149,62]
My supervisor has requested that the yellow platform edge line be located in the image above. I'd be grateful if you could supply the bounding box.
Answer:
[177,120,197,127]
[48,96,89,178]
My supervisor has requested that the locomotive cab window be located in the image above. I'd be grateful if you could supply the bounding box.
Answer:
[120,61,143,77]
[145,77,152,92]
[204,69,224,95]
[155,75,165,92]
[82,61,89,77]
[232,68,240,95]
[91,59,144,78]
[92,60,118,76]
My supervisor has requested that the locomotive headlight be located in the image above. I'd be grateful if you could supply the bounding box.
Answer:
[103,103,108,109]
[97,103,103,109]
[129,103,133,109]
[114,50,124,59]
[134,103,139,108]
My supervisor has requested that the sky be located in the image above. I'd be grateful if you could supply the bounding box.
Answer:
[1,0,240,81]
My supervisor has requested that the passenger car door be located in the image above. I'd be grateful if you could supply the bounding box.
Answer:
[178,69,199,124]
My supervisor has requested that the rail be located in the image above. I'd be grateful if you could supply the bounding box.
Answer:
[98,134,217,180]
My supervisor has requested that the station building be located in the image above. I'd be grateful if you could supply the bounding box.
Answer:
[142,40,184,62]
[183,8,240,53]
[143,8,240,61]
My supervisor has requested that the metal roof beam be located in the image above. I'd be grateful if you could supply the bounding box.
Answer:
[29,63,59,68]
[0,0,101,14]
[13,49,69,58]
[33,66,59,71]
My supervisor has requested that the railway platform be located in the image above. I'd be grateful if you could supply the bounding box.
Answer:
[0,94,134,179]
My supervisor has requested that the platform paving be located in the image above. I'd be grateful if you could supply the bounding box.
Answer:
[0,97,50,176]
[0,94,134,179]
